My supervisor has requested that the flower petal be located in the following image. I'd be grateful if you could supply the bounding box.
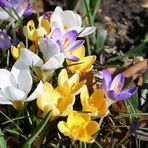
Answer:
[51,28,63,41]
[17,70,32,94]
[42,53,65,70]
[107,90,118,101]
[20,48,43,67]
[102,70,112,88]
[110,73,125,93]
[0,69,16,90]
[58,69,68,86]
[78,27,96,37]
[26,81,43,101]
[66,40,85,52]
[0,89,12,104]
[38,38,61,61]
[66,54,80,62]
[4,86,26,101]
[116,86,137,101]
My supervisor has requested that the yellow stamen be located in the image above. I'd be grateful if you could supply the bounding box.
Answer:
[64,25,69,30]
[113,82,122,93]
[12,101,24,110]
[63,38,69,46]
[21,2,27,9]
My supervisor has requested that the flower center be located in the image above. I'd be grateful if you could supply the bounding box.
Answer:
[12,101,24,110]
[21,2,27,9]
[0,35,5,39]
[64,25,69,30]
[113,82,122,93]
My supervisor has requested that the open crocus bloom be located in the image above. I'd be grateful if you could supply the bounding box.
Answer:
[58,69,86,95]
[80,85,108,117]
[23,16,50,42]
[50,6,96,37]
[102,70,137,105]
[37,82,75,120]
[66,46,96,73]
[19,37,65,81]
[58,111,99,143]
[0,60,43,110]
[51,28,84,61]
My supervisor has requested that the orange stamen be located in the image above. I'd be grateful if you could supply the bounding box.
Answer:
[64,25,69,30]
[113,82,122,93]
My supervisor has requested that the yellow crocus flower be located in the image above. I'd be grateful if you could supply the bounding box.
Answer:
[58,111,99,143]
[58,68,86,95]
[11,42,35,60]
[66,46,96,73]
[23,16,50,42]
[37,82,75,120]
[80,85,109,117]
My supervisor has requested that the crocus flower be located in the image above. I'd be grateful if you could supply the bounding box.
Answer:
[102,69,137,105]
[51,28,84,61]
[66,45,96,73]
[80,85,108,117]
[37,82,75,120]
[0,29,11,50]
[0,0,32,21]
[0,60,43,110]
[58,69,86,95]
[58,111,99,143]
[11,42,35,60]
[19,37,65,81]
[23,17,50,42]
[50,6,96,37]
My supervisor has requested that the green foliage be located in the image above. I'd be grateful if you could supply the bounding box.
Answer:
[0,129,7,148]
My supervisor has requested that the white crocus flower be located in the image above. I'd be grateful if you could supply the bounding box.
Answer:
[19,37,65,81]
[0,60,43,110]
[50,6,96,37]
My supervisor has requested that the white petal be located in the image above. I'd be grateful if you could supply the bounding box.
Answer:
[38,38,60,61]
[20,48,43,67]
[54,6,63,12]
[4,86,26,101]
[11,59,30,83]
[42,53,65,70]
[18,70,32,94]
[0,89,12,104]
[26,81,43,101]
[0,7,9,20]
[61,11,82,27]
[78,27,96,37]
[0,69,17,90]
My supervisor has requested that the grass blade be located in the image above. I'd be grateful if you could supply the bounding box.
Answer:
[23,110,51,147]
[0,129,7,148]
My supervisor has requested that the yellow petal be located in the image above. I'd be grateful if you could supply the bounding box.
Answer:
[68,73,79,90]
[80,85,89,110]
[39,16,50,34]
[29,44,36,53]
[58,121,71,137]
[11,46,20,60]
[86,121,99,135]
[58,69,68,86]
[72,80,86,94]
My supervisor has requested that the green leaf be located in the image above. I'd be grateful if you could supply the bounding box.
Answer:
[96,28,107,54]
[90,0,101,18]
[23,110,51,148]
[0,129,7,148]
[125,41,148,57]
[129,91,139,109]
[66,0,77,10]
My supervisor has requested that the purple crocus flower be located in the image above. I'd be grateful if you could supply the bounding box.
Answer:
[51,28,85,62]
[0,29,11,50]
[102,69,137,102]
[0,0,22,8]
[15,0,32,17]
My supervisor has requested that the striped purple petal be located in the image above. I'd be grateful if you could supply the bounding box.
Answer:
[116,86,137,101]
[66,54,80,62]
[66,40,84,52]
[51,28,63,41]
[110,73,125,93]
[107,90,118,101]
[102,70,112,88]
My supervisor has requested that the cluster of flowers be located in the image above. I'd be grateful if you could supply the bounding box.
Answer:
[0,1,137,143]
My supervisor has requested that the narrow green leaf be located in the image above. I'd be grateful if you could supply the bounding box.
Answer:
[23,110,51,147]
[96,28,107,54]
[115,113,148,120]
[90,0,101,18]
[0,129,7,148]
